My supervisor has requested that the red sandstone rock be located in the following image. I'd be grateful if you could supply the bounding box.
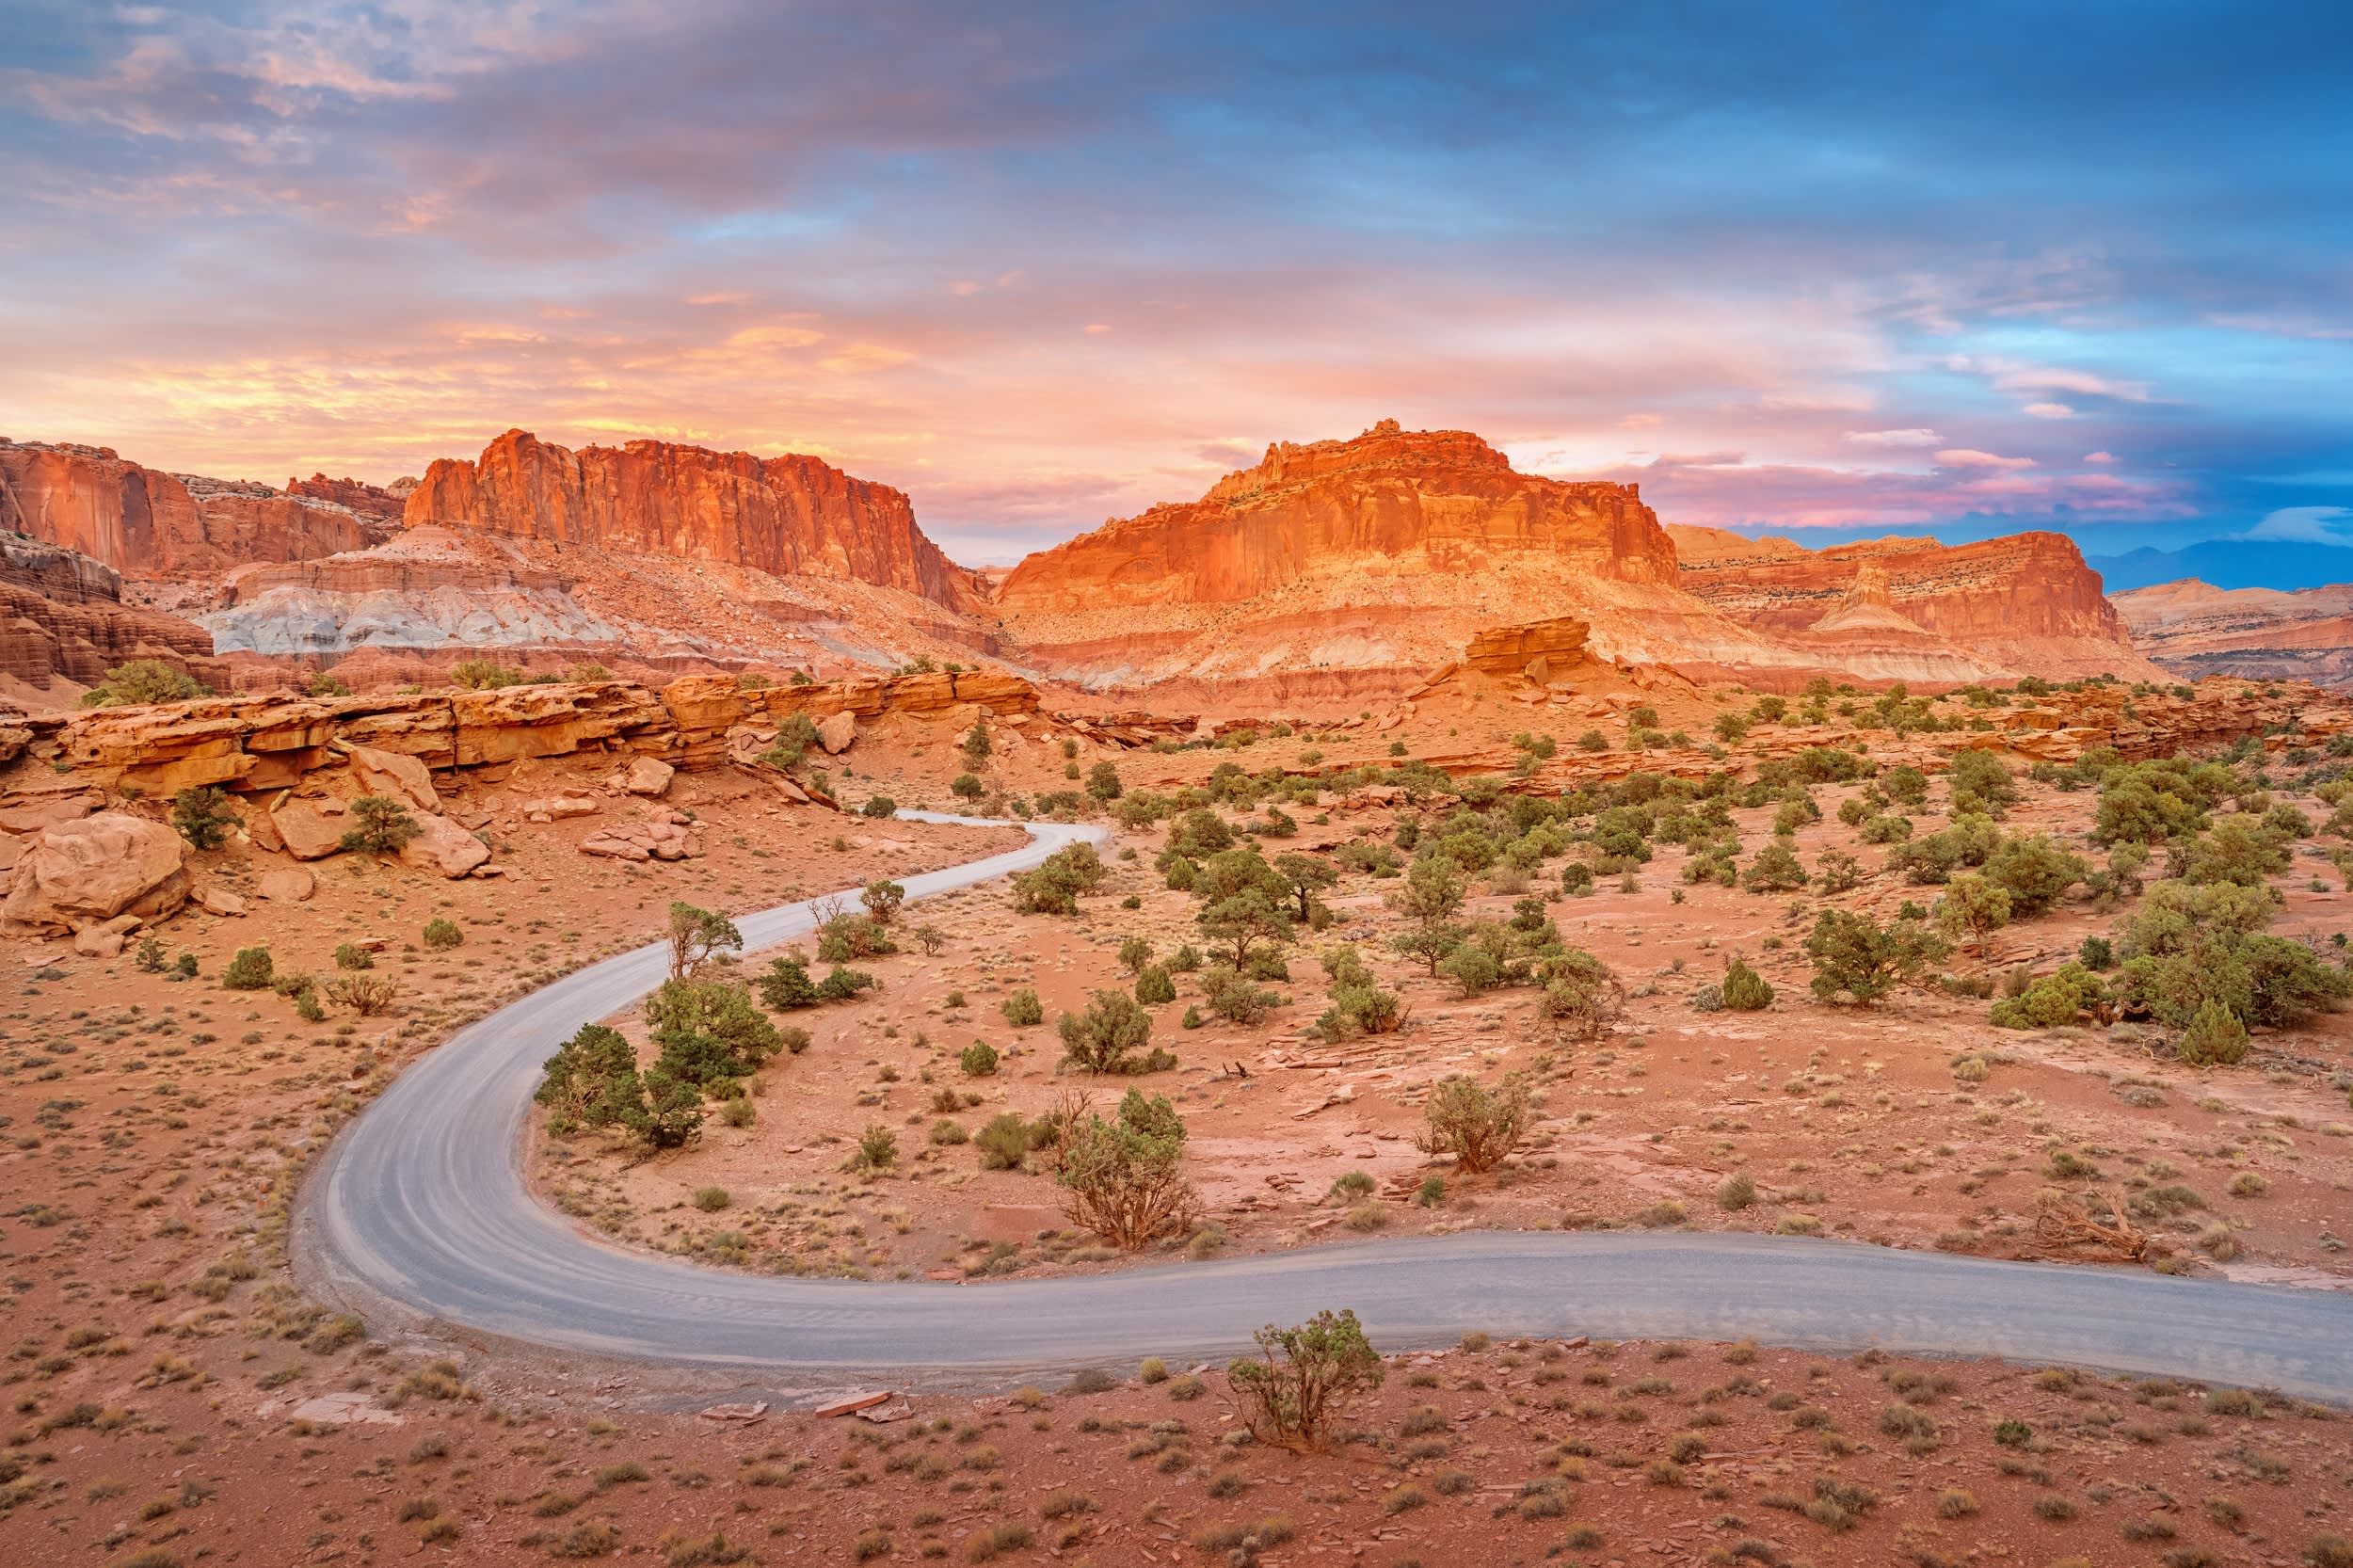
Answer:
[2113,578,2353,688]
[0,440,393,577]
[404,429,984,612]
[0,811,189,936]
[622,756,675,796]
[397,811,491,878]
[0,536,230,697]
[991,420,1758,692]
[1667,525,2160,683]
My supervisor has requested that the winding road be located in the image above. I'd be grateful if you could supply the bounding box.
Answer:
[296,814,2353,1400]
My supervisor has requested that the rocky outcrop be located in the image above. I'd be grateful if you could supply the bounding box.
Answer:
[1,811,189,937]
[0,535,231,697]
[405,429,984,612]
[1669,526,2162,684]
[0,440,396,576]
[4,667,1040,796]
[2113,579,2353,689]
[1463,617,1595,682]
[284,472,410,522]
[993,420,1761,691]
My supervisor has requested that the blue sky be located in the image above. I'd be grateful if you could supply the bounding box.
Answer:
[2,0,2349,571]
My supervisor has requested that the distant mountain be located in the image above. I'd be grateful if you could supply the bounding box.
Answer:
[2089,540,2353,593]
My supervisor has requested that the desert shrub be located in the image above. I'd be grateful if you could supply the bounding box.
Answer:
[950,773,983,801]
[665,902,743,980]
[170,786,238,850]
[1000,986,1044,1027]
[815,965,876,1002]
[1717,1170,1758,1209]
[536,1024,642,1130]
[81,658,202,707]
[1417,1075,1529,1173]
[647,978,783,1071]
[852,1123,898,1172]
[328,974,400,1016]
[1938,872,2012,953]
[340,795,420,856]
[974,1112,1036,1171]
[1534,947,1624,1038]
[1134,964,1177,1005]
[756,954,819,1009]
[422,917,464,951]
[2079,934,2113,969]
[1990,964,2108,1031]
[2115,879,2349,1029]
[2178,998,2249,1066]
[1805,909,1947,1006]
[816,912,896,961]
[1982,833,2089,916]
[1227,1309,1384,1452]
[222,947,275,990]
[859,794,897,819]
[333,941,374,970]
[1014,842,1107,914]
[1058,1094,1195,1248]
[1057,989,1172,1074]
[1721,959,1773,1011]
[960,1040,1000,1077]
[1742,842,1806,892]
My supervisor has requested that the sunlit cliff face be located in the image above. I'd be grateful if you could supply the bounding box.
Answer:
[5,2,2347,565]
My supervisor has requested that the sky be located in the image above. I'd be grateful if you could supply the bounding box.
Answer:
[4,1,2351,570]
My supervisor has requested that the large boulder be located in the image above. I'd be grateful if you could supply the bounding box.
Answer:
[345,744,442,814]
[816,711,857,756]
[397,812,491,879]
[271,799,346,860]
[256,865,316,902]
[623,755,676,796]
[1,811,190,936]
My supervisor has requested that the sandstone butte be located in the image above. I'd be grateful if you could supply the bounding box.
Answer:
[2114,578,2353,687]
[991,419,1779,696]
[0,438,396,576]
[402,428,986,614]
[1666,523,2169,686]
[0,534,230,705]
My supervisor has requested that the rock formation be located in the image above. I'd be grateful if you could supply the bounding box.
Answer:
[0,440,397,576]
[993,420,1765,691]
[0,535,232,701]
[1668,526,2162,684]
[1,811,189,938]
[2113,579,2353,688]
[404,429,984,612]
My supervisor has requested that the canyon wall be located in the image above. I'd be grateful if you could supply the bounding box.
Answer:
[0,536,231,701]
[1668,525,2162,683]
[992,420,1759,691]
[0,440,397,576]
[2114,578,2353,688]
[403,429,984,613]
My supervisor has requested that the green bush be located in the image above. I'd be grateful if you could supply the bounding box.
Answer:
[951,773,984,801]
[222,947,275,990]
[1226,1310,1384,1452]
[2178,997,2249,1066]
[1134,964,1176,1005]
[1002,987,1044,1027]
[859,794,897,819]
[960,1040,1000,1077]
[757,953,820,1009]
[80,658,202,708]
[1990,964,2107,1030]
[171,786,238,850]
[422,917,464,951]
[975,1112,1035,1170]
[340,795,420,856]
[646,978,784,1070]
[1057,989,1172,1074]
[332,941,374,971]
[1740,843,1806,892]
[1805,909,1947,1006]
[1982,834,2089,916]
[1721,959,1773,1011]
[1013,842,1107,914]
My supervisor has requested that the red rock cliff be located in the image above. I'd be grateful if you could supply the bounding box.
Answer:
[0,536,230,699]
[1668,526,2159,682]
[0,440,394,576]
[403,430,983,613]
[999,419,1678,612]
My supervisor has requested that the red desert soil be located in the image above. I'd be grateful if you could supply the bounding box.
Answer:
[6,671,2353,1566]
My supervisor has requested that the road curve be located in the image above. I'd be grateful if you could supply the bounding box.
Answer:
[296,814,2353,1400]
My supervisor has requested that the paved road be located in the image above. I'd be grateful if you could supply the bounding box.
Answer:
[296,814,2353,1400]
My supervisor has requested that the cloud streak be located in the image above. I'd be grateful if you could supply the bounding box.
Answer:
[2,1,2349,565]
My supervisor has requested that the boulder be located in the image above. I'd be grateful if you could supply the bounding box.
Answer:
[1,812,189,936]
[344,744,442,814]
[195,884,247,917]
[0,792,98,835]
[623,755,676,796]
[815,711,856,756]
[397,812,491,879]
[246,808,286,854]
[74,913,141,957]
[271,800,346,860]
[522,795,600,822]
[257,865,315,902]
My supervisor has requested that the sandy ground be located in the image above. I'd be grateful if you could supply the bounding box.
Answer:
[6,679,2353,1564]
